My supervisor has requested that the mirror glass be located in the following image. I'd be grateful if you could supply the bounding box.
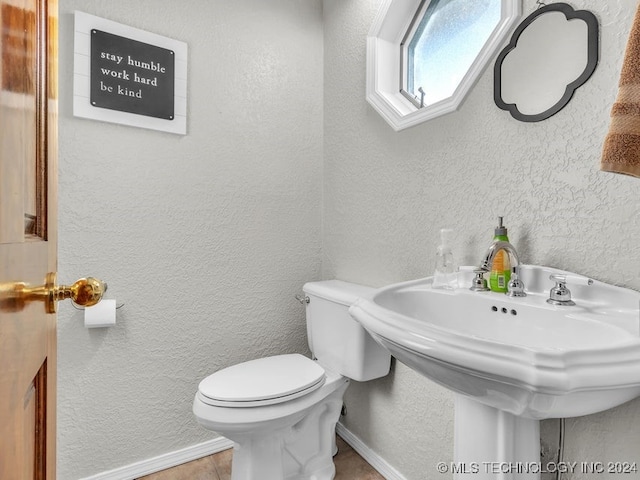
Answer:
[494,3,598,122]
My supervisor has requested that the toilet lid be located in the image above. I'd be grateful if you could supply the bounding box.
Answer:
[198,354,326,408]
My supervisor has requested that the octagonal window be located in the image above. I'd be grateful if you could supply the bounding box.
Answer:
[402,0,502,107]
[366,0,521,130]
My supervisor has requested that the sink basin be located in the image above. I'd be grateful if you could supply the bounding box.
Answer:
[350,264,640,419]
[349,265,640,479]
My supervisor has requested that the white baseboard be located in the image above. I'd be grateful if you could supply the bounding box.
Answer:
[336,422,407,480]
[78,424,404,480]
[78,436,234,480]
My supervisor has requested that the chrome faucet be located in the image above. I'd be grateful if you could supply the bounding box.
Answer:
[547,274,593,306]
[476,241,526,297]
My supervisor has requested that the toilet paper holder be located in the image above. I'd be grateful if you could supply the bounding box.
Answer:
[72,300,125,310]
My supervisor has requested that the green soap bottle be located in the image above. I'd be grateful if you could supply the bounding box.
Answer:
[489,216,511,293]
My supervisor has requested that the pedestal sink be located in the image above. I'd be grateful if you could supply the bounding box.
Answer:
[349,265,640,479]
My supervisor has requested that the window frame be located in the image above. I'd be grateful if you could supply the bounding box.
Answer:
[399,0,427,109]
[366,0,521,131]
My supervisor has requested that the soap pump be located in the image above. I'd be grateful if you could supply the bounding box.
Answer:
[432,228,456,289]
[489,216,511,293]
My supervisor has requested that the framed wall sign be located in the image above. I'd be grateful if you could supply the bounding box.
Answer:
[73,11,188,135]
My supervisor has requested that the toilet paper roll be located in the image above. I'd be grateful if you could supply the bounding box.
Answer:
[84,299,117,328]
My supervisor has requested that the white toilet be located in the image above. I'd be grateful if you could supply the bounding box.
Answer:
[192,280,391,480]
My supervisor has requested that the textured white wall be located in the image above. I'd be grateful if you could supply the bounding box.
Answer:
[57,1,640,479]
[57,1,323,478]
[323,0,640,479]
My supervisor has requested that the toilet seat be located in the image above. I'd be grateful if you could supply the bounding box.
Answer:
[198,354,326,408]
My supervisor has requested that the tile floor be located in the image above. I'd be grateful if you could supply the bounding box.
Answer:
[137,435,385,480]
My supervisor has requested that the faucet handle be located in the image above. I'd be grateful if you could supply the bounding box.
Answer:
[506,266,526,297]
[549,274,594,286]
[547,274,593,306]
[469,269,490,292]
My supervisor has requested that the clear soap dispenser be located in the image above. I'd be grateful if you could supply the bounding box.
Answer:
[432,228,457,289]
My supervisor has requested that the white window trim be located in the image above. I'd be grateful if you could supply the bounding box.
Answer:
[366,0,522,131]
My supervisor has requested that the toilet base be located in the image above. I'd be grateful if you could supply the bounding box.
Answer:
[225,379,348,480]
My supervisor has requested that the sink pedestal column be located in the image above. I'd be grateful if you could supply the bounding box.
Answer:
[454,395,540,480]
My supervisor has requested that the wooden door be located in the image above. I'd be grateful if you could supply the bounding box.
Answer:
[0,0,58,478]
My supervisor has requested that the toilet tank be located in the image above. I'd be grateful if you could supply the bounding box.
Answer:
[302,280,390,382]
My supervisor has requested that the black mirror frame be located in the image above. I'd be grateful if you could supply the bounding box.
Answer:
[494,2,599,122]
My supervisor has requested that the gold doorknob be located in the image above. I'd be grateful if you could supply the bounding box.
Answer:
[0,273,107,313]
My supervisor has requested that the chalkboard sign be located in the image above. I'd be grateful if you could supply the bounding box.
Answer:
[90,29,175,120]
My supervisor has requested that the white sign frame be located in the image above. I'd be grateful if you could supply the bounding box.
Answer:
[73,11,188,135]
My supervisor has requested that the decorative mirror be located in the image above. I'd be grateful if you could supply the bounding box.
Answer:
[494,2,599,122]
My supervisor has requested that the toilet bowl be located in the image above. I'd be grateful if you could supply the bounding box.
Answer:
[193,280,391,480]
